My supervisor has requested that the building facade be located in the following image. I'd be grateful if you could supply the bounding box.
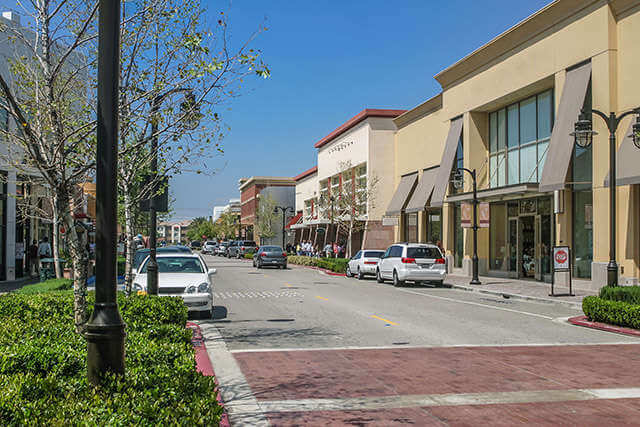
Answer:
[386,0,640,289]
[239,177,296,246]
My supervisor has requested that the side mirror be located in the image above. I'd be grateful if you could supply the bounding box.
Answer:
[208,268,217,275]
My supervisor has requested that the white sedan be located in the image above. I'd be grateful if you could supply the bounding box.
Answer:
[134,253,216,318]
[346,250,385,279]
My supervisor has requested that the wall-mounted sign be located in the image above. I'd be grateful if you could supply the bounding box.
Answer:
[382,216,398,226]
[328,140,354,155]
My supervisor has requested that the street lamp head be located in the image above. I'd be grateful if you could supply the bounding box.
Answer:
[571,110,596,148]
[451,169,464,190]
[273,206,278,214]
[631,114,640,150]
[180,92,202,131]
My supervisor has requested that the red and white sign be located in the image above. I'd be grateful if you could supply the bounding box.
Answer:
[461,203,472,228]
[479,203,490,228]
[553,246,570,271]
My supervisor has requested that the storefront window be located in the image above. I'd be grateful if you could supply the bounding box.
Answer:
[489,89,554,187]
[454,205,463,268]
[490,203,507,271]
[451,134,464,194]
[403,213,418,243]
[426,209,442,245]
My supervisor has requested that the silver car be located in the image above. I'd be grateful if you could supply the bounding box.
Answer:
[376,243,446,286]
[346,250,385,279]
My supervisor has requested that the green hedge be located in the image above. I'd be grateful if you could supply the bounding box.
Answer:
[244,253,254,259]
[287,256,348,273]
[15,278,73,294]
[0,292,221,424]
[599,285,640,305]
[118,256,126,276]
[583,295,640,330]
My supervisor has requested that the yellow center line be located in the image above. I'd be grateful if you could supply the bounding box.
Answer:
[315,296,329,301]
[285,284,293,287]
[371,315,398,326]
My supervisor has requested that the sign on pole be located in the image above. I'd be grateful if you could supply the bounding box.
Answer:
[479,202,490,228]
[550,245,574,297]
[461,203,472,228]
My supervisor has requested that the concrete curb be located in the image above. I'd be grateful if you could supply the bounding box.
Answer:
[568,315,640,337]
[289,263,346,277]
[448,283,583,309]
[186,322,230,427]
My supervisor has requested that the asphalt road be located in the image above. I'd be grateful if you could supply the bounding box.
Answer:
[201,254,636,350]
[199,255,640,426]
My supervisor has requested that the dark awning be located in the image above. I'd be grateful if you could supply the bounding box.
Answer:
[539,61,592,192]
[604,119,640,186]
[431,117,463,207]
[405,166,440,213]
[385,172,418,216]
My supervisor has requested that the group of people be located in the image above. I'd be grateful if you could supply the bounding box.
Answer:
[27,237,52,277]
[290,240,346,258]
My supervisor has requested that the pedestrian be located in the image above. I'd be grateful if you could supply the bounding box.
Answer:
[38,236,52,271]
[332,242,338,258]
[296,242,301,256]
[29,240,38,277]
[324,243,332,259]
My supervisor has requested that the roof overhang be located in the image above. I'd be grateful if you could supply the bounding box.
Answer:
[314,109,406,149]
[445,183,541,203]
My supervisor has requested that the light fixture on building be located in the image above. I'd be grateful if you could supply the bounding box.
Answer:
[632,115,640,149]
[571,110,596,148]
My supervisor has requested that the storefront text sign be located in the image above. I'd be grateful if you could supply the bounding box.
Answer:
[553,246,570,271]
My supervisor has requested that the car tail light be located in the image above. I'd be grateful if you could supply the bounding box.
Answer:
[241,246,245,251]
[282,252,287,257]
[435,258,445,264]
[401,257,416,264]
[364,261,377,265]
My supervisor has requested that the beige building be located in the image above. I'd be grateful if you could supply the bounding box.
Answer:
[295,109,406,253]
[386,0,640,289]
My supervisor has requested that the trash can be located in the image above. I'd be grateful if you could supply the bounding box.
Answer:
[39,258,56,282]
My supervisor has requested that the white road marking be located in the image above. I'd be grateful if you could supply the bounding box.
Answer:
[199,322,269,426]
[397,288,555,320]
[229,341,639,353]
[227,387,640,414]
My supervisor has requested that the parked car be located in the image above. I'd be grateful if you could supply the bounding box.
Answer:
[216,242,229,256]
[253,245,287,269]
[225,241,238,258]
[132,245,192,276]
[190,241,202,250]
[228,240,257,258]
[133,253,216,318]
[202,241,218,254]
[376,243,446,286]
[346,250,385,279]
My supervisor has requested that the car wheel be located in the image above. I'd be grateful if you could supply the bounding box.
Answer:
[376,269,384,283]
[252,259,256,267]
[433,280,444,286]
[346,265,352,277]
[282,263,287,270]
[393,270,404,287]
[357,268,364,280]
[257,261,262,269]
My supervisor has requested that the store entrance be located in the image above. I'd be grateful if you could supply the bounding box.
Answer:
[519,216,536,279]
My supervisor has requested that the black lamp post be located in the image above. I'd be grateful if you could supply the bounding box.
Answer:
[274,206,294,249]
[86,0,126,384]
[452,168,481,285]
[146,88,198,295]
[571,107,640,287]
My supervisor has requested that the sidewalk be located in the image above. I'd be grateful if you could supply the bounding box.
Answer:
[0,276,40,294]
[445,274,596,309]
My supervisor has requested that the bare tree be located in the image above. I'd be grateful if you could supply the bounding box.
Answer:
[317,161,379,258]
[254,193,277,244]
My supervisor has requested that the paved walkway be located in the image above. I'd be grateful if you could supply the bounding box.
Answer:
[446,274,597,308]
[0,276,39,294]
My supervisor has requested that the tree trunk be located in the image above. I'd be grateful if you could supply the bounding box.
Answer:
[52,197,62,279]
[347,219,354,259]
[123,191,135,294]
[62,193,89,334]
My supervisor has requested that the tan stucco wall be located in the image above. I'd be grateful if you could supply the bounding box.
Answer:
[368,117,397,221]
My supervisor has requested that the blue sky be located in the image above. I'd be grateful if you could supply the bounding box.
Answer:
[0,0,554,220]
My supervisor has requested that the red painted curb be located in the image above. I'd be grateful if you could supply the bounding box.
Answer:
[568,315,640,337]
[186,322,230,427]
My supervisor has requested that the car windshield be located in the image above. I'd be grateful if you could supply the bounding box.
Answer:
[206,241,216,245]
[260,246,282,252]
[406,247,442,259]
[134,247,191,268]
[363,251,384,258]
[140,257,204,274]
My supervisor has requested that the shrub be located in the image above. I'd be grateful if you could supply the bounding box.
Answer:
[286,256,348,273]
[16,279,73,294]
[117,256,126,276]
[244,253,253,259]
[599,285,640,305]
[0,292,221,425]
[583,295,640,330]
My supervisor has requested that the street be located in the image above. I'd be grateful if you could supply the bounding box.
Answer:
[199,255,640,425]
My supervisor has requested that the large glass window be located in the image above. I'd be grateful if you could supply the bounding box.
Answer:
[403,213,418,243]
[489,203,507,271]
[454,205,463,268]
[426,209,442,245]
[489,90,554,187]
[452,133,464,194]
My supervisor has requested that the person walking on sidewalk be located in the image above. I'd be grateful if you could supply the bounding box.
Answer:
[38,237,52,266]
[29,240,39,277]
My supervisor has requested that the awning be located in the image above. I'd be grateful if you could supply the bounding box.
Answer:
[404,166,440,213]
[445,183,540,203]
[539,61,592,192]
[431,117,463,207]
[604,119,640,186]
[284,212,303,230]
[385,172,418,216]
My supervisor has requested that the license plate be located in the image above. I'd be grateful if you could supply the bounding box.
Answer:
[420,264,433,269]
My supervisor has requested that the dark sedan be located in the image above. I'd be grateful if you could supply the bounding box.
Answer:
[253,246,287,269]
